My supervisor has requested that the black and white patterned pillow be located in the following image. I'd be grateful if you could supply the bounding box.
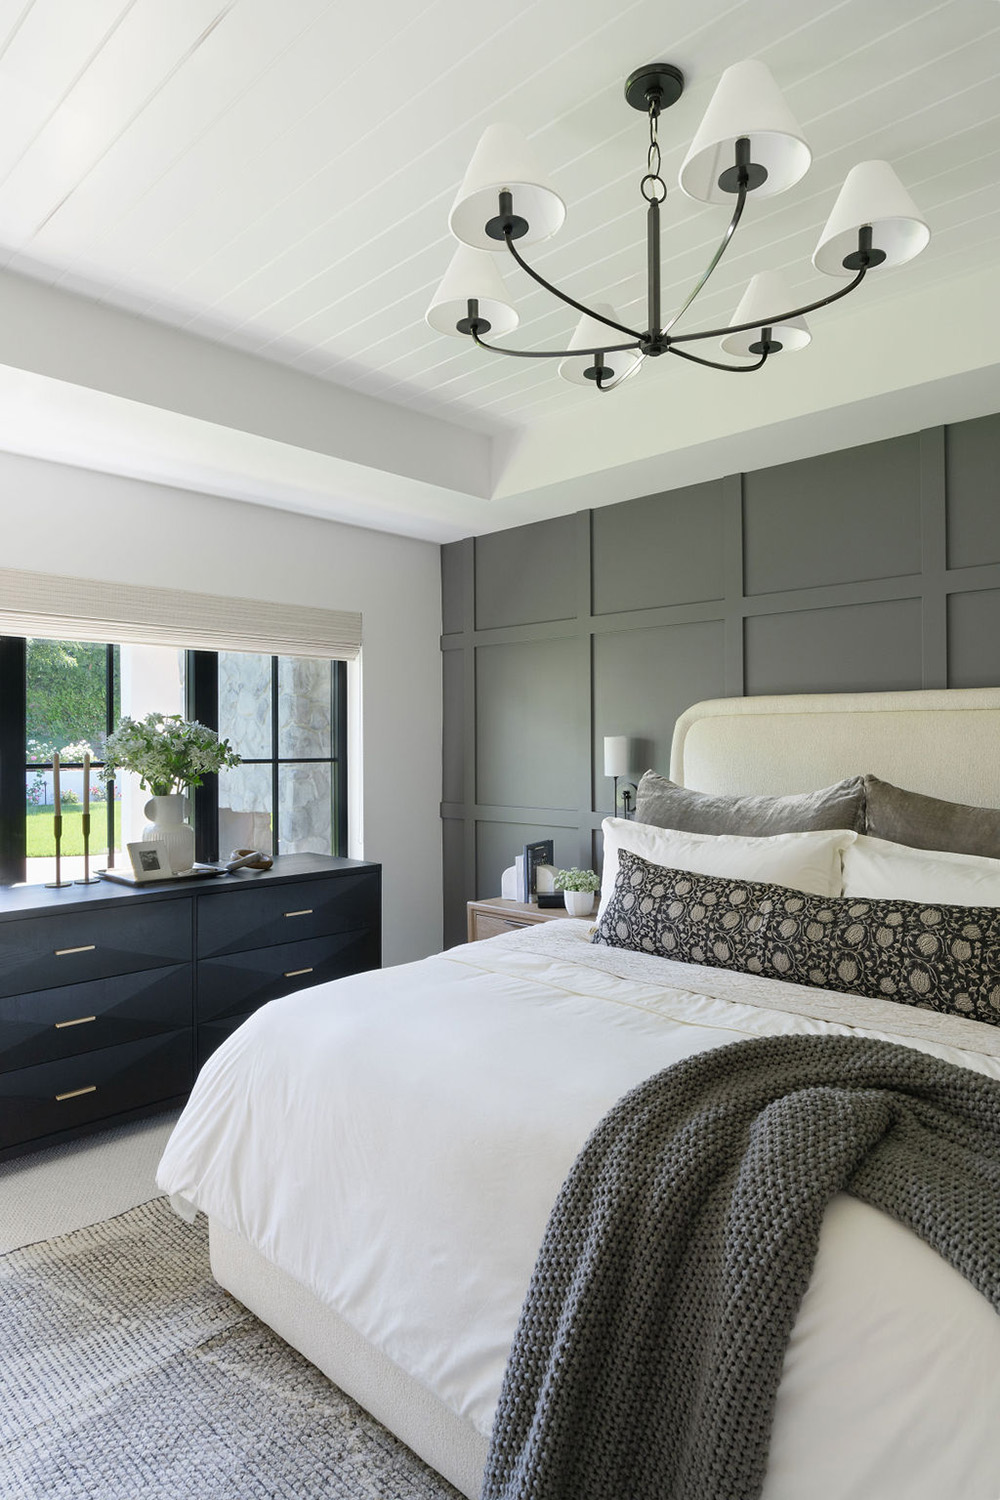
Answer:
[592,848,1000,1027]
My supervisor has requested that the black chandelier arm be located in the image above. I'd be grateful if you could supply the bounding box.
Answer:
[470,327,643,360]
[594,353,646,392]
[660,181,748,336]
[668,264,868,346]
[667,344,769,373]
[503,231,645,341]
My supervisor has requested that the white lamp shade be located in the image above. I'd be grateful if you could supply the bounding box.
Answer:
[812,160,930,278]
[425,244,519,338]
[449,123,566,251]
[604,735,629,777]
[720,271,811,356]
[679,60,811,205]
[558,305,643,387]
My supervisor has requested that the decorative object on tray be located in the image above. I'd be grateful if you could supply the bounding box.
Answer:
[100,713,241,874]
[554,866,600,917]
[520,839,555,902]
[127,840,170,882]
[226,848,273,872]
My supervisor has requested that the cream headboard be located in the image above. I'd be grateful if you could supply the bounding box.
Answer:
[669,689,1000,810]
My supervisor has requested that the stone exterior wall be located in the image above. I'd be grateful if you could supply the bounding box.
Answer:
[218,653,333,856]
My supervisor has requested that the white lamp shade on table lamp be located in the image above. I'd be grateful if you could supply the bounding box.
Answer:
[425,244,519,338]
[679,60,811,205]
[720,271,811,357]
[812,160,930,277]
[604,736,630,778]
[558,305,643,387]
[449,123,566,251]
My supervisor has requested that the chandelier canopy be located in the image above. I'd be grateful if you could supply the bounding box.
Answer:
[427,60,930,391]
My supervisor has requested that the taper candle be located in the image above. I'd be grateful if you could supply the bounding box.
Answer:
[52,750,60,811]
[83,752,90,815]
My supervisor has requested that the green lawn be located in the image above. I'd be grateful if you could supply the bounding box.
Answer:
[27,806,121,858]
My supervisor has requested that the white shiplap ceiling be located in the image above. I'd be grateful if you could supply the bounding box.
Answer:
[0,0,997,538]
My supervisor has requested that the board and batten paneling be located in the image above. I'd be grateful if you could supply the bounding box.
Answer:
[440,413,1000,948]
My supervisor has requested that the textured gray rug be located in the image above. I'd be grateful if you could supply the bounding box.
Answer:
[0,1196,461,1499]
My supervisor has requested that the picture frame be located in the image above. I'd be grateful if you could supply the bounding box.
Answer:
[126,841,170,882]
[521,839,554,902]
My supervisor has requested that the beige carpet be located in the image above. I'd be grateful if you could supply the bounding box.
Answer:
[0,1110,181,1253]
[1,1197,461,1500]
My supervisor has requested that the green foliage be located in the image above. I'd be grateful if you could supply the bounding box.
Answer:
[26,639,116,758]
[553,866,600,893]
[100,713,241,795]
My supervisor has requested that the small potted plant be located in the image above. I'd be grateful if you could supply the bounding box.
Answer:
[553,866,601,918]
[100,713,240,873]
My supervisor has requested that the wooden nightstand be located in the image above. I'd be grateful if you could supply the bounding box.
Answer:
[466,896,593,943]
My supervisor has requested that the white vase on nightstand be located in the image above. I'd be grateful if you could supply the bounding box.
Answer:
[143,795,196,874]
[563,889,595,918]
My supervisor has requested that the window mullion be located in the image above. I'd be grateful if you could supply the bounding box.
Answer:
[0,636,27,884]
[187,650,220,864]
[271,656,280,855]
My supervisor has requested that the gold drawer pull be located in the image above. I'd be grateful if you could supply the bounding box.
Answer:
[55,1085,97,1102]
[54,944,96,957]
[55,1015,97,1030]
[283,909,313,918]
[284,967,314,978]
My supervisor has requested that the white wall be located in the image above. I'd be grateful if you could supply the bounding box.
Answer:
[1,451,442,966]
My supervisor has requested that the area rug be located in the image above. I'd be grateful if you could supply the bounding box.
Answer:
[0,1197,461,1499]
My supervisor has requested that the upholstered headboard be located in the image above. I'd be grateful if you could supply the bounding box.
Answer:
[669,688,1000,810]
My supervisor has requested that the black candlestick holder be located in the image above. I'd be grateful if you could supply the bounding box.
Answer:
[75,811,102,884]
[45,812,74,888]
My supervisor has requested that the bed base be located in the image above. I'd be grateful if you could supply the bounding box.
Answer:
[209,1218,489,1499]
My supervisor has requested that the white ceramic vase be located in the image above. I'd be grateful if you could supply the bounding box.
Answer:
[563,888,595,918]
[142,794,195,874]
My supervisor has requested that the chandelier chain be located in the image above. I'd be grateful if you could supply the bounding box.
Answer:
[640,100,666,204]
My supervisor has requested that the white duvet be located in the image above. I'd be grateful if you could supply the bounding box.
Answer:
[157,921,1000,1500]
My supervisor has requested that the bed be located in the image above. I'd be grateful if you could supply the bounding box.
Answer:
[156,687,1000,1500]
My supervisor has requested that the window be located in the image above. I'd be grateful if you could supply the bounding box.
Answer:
[0,637,347,885]
[191,651,347,862]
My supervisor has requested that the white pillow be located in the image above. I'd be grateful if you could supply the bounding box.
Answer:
[842,834,1000,907]
[597,818,856,923]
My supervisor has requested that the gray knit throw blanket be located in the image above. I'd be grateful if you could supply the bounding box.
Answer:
[481,1033,1000,1500]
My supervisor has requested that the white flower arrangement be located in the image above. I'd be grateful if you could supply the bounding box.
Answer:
[553,866,601,894]
[99,713,240,796]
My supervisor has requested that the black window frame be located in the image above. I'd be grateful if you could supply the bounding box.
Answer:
[187,650,348,866]
[0,639,348,884]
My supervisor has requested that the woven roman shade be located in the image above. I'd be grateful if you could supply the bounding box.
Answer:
[0,567,361,660]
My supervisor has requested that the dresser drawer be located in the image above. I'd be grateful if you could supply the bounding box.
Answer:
[197,1011,254,1069]
[0,964,191,1074]
[0,901,192,998]
[0,1030,192,1151]
[198,927,378,1023]
[197,871,380,958]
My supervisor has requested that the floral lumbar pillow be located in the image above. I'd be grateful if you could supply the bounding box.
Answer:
[592,848,1000,1027]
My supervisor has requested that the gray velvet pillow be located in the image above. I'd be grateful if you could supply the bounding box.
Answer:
[864,775,1000,859]
[634,770,866,837]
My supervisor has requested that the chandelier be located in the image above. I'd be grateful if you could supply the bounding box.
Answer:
[426,60,930,391]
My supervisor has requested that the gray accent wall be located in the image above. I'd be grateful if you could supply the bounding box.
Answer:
[440,413,1000,948]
